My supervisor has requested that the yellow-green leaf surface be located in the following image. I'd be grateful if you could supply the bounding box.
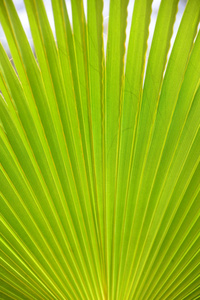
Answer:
[0,0,199,299]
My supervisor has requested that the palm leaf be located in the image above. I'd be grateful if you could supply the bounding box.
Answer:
[0,0,199,299]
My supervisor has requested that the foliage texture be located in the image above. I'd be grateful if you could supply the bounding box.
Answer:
[0,0,200,299]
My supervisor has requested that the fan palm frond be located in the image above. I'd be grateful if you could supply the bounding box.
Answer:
[0,0,200,299]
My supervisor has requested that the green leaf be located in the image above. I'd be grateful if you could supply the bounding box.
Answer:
[0,0,199,299]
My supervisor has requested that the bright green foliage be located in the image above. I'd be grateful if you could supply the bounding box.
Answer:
[0,0,200,299]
